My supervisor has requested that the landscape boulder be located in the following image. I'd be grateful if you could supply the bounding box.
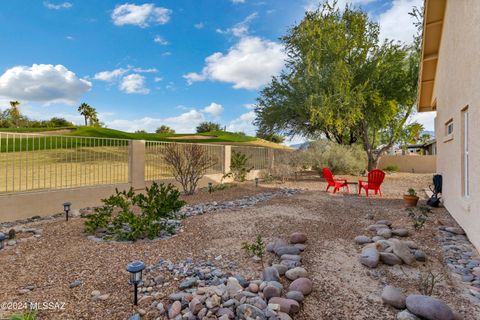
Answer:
[381,285,406,309]
[290,232,307,244]
[406,295,455,320]
[288,278,312,296]
[360,247,380,268]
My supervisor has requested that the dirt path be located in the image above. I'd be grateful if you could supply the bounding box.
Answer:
[0,174,478,319]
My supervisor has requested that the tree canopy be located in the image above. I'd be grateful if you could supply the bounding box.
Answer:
[255,2,422,169]
[156,125,175,134]
[77,103,99,126]
[196,121,222,133]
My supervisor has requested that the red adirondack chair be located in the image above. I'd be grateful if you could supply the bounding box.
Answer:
[358,169,386,197]
[322,168,349,193]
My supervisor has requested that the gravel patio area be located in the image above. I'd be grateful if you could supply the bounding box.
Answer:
[0,173,479,319]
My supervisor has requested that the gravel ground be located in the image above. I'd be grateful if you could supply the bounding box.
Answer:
[0,173,479,319]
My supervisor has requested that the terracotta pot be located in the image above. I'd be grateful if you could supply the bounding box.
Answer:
[403,195,419,207]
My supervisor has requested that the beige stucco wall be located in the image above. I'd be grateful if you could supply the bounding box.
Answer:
[378,155,437,173]
[432,0,480,250]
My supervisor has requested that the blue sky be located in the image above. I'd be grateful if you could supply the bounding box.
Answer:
[0,0,433,142]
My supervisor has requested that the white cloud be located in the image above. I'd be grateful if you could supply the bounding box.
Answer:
[243,103,255,110]
[43,1,72,10]
[154,77,163,82]
[184,36,285,90]
[203,102,224,117]
[154,35,169,45]
[194,22,205,29]
[111,3,171,28]
[94,68,129,82]
[231,0,246,3]
[378,0,422,44]
[227,111,256,135]
[411,111,436,132]
[106,110,205,133]
[0,64,91,105]
[66,35,74,40]
[132,67,157,73]
[119,74,150,94]
[216,12,258,37]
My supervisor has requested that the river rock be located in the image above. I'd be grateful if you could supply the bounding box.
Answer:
[406,295,455,320]
[376,220,392,226]
[288,278,312,295]
[397,310,421,320]
[262,267,280,282]
[179,277,198,289]
[236,304,266,320]
[414,250,426,262]
[267,239,288,253]
[168,301,182,318]
[269,297,300,315]
[380,252,403,266]
[367,224,389,231]
[281,254,301,262]
[226,277,243,297]
[286,291,304,302]
[275,246,301,256]
[392,228,409,237]
[290,232,307,244]
[360,247,380,268]
[377,228,392,239]
[355,235,373,244]
[263,285,281,300]
[285,267,308,281]
[381,286,406,309]
[390,239,415,265]
[271,264,288,276]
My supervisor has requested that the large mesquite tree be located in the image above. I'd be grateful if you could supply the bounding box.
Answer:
[255,3,421,170]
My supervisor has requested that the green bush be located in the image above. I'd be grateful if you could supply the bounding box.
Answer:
[298,140,367,175]
[224,151,253,182]
[383,164,400,172]
[82,182,186,241]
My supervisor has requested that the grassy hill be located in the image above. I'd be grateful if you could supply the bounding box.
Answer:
[0,127,291,150]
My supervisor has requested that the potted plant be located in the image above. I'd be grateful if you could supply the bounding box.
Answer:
[403,188,419,207]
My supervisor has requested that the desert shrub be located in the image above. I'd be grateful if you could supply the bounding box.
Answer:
[163,144,217,195]
[241,236,265,261]
[9,310,38,320]
[418,270,444,296]
[406,206,431,231]
[264,150,301,183]
[383,164,400,172]
[196,121,222,133]
[224,151,253,182]
[297,140,367,175]
[82,182,186,241]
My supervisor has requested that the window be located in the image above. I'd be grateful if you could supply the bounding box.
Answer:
[462,109,469,197]
[446,120,454,135]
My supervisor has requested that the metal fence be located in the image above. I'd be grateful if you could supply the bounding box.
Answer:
[231,146,270,170]
[0,133,129,194]
[145,141,225,181]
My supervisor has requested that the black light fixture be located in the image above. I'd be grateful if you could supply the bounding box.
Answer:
[127,260,145,305]
[0,233,5,250]
[255,177,259,187]
[208,182,213,193]
[63,202,71,221]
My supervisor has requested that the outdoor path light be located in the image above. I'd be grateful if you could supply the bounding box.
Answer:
[127,260,145,305]
[0,233,6,250]
[63,202,71,221]
[208,182,213,193]
[255,177,259,187]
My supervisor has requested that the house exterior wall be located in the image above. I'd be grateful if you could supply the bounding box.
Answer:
[433,0,480,250]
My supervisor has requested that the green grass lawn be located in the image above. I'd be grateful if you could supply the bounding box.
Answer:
[0,127,274,152]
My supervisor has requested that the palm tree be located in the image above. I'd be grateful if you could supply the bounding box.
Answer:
[78,103,90,126]
[9,101,21,127]
[77,103,98,126]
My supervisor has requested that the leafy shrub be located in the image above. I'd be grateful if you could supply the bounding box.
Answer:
[196,121,222,133]
[82,182,186,241]
[297,140,367,175]
[406,206,431,231]
[406,188,417,197]
[9,310,38,320]
[163,144,217,195]
[224,151,253,182]
[241,236,265,261]
[383,164,399,172]
[156,125,175,134]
